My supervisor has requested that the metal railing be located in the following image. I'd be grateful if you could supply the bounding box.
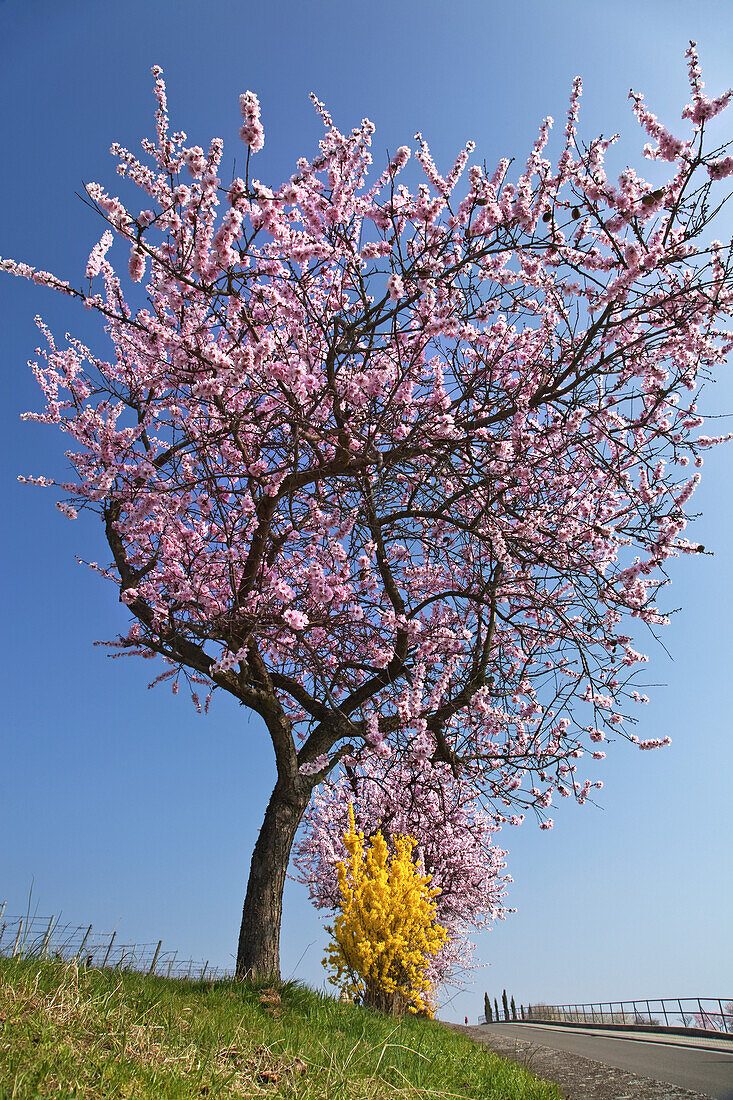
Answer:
[0,902,233,982]
[483,998,733,1034]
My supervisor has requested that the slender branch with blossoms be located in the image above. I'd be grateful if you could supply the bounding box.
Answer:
[3,43,732,979]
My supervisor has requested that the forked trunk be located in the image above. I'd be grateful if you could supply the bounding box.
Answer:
[236,778,309,980]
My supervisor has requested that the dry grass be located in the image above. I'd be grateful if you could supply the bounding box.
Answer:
[0,956,563,1099]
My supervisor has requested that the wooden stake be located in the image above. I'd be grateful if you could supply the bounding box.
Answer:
[76,925,93,962]
[12,919,23,958]
[102,931,116,968]
[148,940,162,975]
[41,916,54,958]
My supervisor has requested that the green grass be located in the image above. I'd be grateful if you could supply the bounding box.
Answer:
[0,956,562,1099]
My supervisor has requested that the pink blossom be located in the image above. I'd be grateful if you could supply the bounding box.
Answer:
[283,608,308,631]
[128,246,146,283]
[85,231,114,278]
[239,91,264,153]
[387,273,404,300]
[183,146,207,178]
[708,157,733,181]
[298,753,330,776]
[682,42,733,126]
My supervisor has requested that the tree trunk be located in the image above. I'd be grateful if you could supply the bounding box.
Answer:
[236,777,309,981]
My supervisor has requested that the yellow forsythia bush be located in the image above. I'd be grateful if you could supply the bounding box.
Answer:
[324,804,448,1016]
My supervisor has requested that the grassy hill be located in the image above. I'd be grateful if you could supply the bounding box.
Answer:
[0,956,561,1099]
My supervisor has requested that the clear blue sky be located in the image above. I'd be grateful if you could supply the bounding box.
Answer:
[1,0,732,1025]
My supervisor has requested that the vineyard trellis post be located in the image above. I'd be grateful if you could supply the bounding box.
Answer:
[12,919,23,958]
[75,925,93,962]
[102,931,116,968]
[40,916,54,958]
[148,940,162,975]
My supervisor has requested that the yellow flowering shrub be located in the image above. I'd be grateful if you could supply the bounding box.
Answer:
[324,804,448,1016]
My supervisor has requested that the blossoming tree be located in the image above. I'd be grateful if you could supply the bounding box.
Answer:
[294,756,511,989]
[3,45,733,979]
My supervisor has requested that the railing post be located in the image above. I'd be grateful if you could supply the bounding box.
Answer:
[719,1000,726,1033]
[148,940,162,975]
[678,999,687,1027]
[697,998,704,1027]
[662,1000,669,1027]
[646,999,652,1024]
[201,961,208,981]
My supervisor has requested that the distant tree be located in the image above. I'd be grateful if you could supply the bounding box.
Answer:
[4,45,733,981]
[511,995,517,1020]
[485,991,492,1022]
[495,998,500,1022]
[502,989,510,1021]
[521,1004,525,1020]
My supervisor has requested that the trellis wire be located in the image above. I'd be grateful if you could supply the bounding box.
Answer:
[0,904,233,982]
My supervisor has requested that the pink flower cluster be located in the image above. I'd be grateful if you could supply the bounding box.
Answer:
[85,231,114,279]
[708,157,733,181]
[239,91,264,153]
[681,42,733,126]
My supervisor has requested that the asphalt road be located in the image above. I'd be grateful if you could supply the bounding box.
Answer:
[480,1023,733,1099]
